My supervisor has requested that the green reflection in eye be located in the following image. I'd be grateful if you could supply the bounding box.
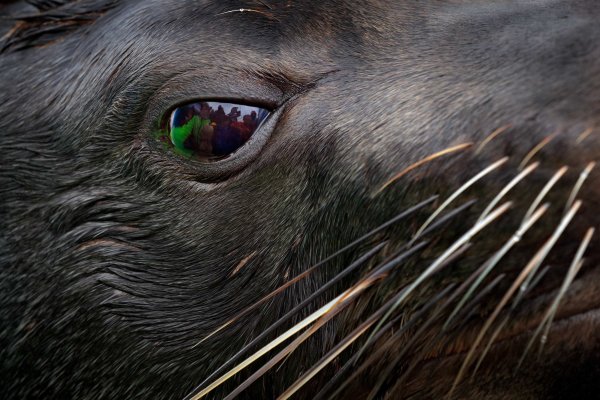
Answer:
[157,101,269,161]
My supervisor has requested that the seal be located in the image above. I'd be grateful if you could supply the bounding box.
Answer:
[1,1,599,399]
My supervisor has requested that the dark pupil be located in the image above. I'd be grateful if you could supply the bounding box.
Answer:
[165,101,268,160]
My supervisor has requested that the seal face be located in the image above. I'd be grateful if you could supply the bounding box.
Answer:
[1,1,600,399]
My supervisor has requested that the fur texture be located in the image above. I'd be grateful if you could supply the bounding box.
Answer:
[1,0,600,399]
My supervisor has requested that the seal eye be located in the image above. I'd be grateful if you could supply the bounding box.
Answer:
[163,101,270,161]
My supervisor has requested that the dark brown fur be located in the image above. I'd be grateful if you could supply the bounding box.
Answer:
[1,1,600,399]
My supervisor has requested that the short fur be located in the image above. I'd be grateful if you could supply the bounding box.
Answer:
[1,1,600,399]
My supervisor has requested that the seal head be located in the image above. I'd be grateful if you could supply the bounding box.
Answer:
[1,1,600,399]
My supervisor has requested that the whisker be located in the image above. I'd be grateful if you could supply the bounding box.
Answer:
[366,241,429,281]
[306,241,431,374]
[391,281,503,396]
[450,200,581,396]
[205,240,429,399]
[515,260,584,372]
[476,162,539,222]
[522,166,568,222]
[451,273,506,333]
[189,293,348,400]
[419,199,478,237]
[229,251,257,277]
[387,270,491,390]
[537,260,586,351]
[509,263,551,315]
[362,202,512,359]
[353,242,470,365]
[192,196,437,348]
[315,202,478,383]
[539,260,588,346]
[510,265,551,310]
[519,131,558,170]
[217,8,273,17]
[575,127,594,145]
[374,143,473,196]
[475,124,512,154]
[186,195,457,399]
[192,266,312,348]
[468,315,507,381]
[254,0,273,9]
[277,321,374,400]
[321,282,457,400]
[373,200,476,270]
[312,315,404,400]
[276,283,427,400]
[445,204,549,329]
[411,157,508,243]
[564,161,595,213]
[518,227,594,368]
[369,272,488,399]
[470,265,550,378]
[190,242,386,396]
[221,276,386,400]
[367,283,461,400]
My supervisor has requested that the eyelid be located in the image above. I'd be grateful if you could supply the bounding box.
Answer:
[143,71,284,133]
[140,70,298,182]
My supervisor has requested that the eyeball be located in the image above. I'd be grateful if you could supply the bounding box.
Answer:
[159,101,270,161]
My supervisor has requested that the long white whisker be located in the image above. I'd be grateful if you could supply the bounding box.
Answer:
[564,162,595,213]
[190,293,346,399]
[522,166,568,222]
[221,277,383,400]
[444,204,548,329]
[537,258,586,351]
[516,228,594,368]
[450,200,582,397]
[362,202,512,356]
[477,162,539,222]
[471,264,550,378]
[411,157,508,243]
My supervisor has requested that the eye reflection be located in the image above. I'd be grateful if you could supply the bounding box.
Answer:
[159,101,269,160]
